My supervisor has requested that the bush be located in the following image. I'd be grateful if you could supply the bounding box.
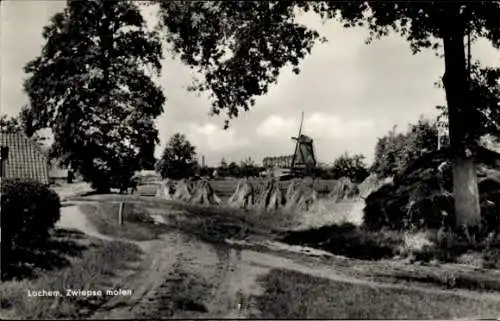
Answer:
[371,117,439,178]
[363,147,500,233]
[1,179,61,248]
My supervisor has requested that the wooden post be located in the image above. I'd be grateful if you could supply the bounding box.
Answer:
[118,202,124,226]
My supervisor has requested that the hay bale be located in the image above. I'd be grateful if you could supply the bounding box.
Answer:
[228,178,255,208]
[255,178,285,211]
[285,179,317,212]
[190,179,221,206]
[156,178,176,200]
[172,179,193,202]
[328,177,358,202]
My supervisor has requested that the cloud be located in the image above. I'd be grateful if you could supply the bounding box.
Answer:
[186,123,251,153]
[257,113,375,140]
[256,115,297,138]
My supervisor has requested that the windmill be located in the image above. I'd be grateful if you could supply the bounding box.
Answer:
[290,112,317,177]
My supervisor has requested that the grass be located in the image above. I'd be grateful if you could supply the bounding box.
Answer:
[79,202,167,241]
[168,203,300,244]
[143,267,210,319]
[385,270,500,292]
[78,194,300,244]
[0,239,143,320]
[253,268,500,319]
[425,229,500,269]
[280,223,403,260]
[1,229,89,281]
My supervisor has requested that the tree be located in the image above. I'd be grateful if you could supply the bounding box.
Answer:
[371,117,439,177]
[24,0,165,192]
[0,115,22,133]
[0,108,47,148]
[227,161,240,177]
[158,1,500,230]
[331,152,369,183]
[220,157,228,169]
[240,156,261,177]
[155,133,197,179]
[436,63,500,141]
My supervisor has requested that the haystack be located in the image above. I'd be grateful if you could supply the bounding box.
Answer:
[172,179,194,202]
[255,177,285,211]
[328,177,358,202]
[357,173,382,199]
[285,178,317,212]
[156,178,175,200]
[285,178,300,200]
[228,178,256,208]
[190,179,222,206]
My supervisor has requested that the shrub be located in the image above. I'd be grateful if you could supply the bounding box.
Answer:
[1,179,61,248]
[363,147,500,233]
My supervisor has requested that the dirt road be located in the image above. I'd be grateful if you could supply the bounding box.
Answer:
[57,203,113,241]
[53,194,500,319]
[87,230,500,319]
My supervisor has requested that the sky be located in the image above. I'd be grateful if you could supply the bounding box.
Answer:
[1,1,499,167]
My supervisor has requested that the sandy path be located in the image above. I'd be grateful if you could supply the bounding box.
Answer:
[56,202,113,241]
[91,232,186,319]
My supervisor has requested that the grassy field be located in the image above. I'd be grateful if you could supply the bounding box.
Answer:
[0,235,142,320]
[77,195,298,244]
[79,201,168,241]
[253,268,500,319]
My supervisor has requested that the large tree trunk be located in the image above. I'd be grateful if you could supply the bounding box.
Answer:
[442,7,482,230]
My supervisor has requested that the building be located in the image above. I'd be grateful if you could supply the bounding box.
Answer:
[0,132,50,185]
[263,155,294,169]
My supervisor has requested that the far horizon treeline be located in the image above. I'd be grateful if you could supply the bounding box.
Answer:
[152,114,444,182]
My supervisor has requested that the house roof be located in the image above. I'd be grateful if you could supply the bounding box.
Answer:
[0,132,49,184]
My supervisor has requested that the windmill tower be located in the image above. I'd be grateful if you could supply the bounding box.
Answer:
[291,112,317,176]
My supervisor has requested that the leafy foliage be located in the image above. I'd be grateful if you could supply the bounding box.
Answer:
[1,178,61,277]
[0,115,22,134]
[155,133,198,180]
[215,158,263,178]
[364,146,500,233]
[330,152,369,183]
[436,63,500,142]
[158,1,323,129]
[24,0,165,191]
[157,1,500,130]
[371,117,439,178]
[0,107,47,148]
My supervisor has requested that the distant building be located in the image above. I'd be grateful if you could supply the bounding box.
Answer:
[0,132,50,185]
[263,155,294,169]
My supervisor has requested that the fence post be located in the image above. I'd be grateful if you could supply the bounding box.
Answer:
[118,202,125,226]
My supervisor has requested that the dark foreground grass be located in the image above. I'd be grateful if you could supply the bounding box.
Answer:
[254,268,500,319]
[170,204,299,244]
[280,223,403,260]
[1,229,89,281]
[79,202,167,241]
[0,240,143,320]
